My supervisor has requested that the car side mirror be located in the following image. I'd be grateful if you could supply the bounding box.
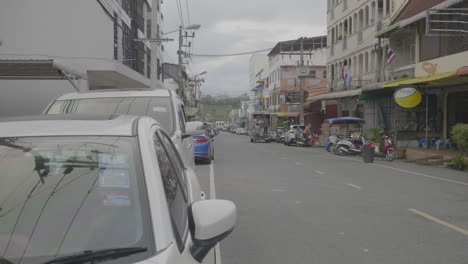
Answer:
[189,200,236,262]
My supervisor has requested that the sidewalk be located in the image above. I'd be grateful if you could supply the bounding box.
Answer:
[403,148,466,169]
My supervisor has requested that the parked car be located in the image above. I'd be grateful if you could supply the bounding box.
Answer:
[43,89,197,171]
[236,128,247,135]
[188,121,214,164]
[0,115,236,264]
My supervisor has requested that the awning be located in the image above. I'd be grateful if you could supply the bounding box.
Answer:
[272,112,288,117]
[325,117,365,124]
[306,88,362,101]
[256,79,265,84]
[251,87,259,91]
[383,70,468,88]
[456,66,468,76]
[256,83,264,88]
[375,22,400,38]
[285,112,300,118]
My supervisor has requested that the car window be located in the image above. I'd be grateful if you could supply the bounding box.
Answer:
[153,132,188,250]
[0,136,152,264]
[47,97,175,135]
[177,107,186,134]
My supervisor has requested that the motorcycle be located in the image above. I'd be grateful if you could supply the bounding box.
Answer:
[325,134,341,152]
[297,133,320,147]
[335,136,365,156]
[366,132,396,161]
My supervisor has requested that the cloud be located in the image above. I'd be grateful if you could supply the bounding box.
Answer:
[161,0,327,96]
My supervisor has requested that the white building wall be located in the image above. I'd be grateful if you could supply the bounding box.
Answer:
[248,54,269,115]
[0,0,162,117]
[326,0,405,91]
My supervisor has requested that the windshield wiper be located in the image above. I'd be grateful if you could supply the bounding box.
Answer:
[42,247,147,264]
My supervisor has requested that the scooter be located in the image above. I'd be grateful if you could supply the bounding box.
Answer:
[325,134,341,152]
[335,136,365,156]
[366,132,396,161]
[297,133,320,147]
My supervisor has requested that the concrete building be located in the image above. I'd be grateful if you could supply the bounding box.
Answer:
[266,36,327,126]
[371,0,468,145]
[247,54,269,123]
[313,0,405,123]
[0,0,163,117]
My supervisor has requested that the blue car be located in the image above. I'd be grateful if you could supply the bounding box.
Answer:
[192,122,214,164]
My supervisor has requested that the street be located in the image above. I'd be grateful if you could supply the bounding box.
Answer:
[196,132,468,264]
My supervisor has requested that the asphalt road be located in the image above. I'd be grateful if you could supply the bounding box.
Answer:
[197,132,468,264]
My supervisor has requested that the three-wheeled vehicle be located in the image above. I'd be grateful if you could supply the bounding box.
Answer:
[323,117,365,153]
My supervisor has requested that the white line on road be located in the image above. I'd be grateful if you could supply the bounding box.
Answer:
[209,162,216,199]
[209,162,222,264]
[314,170,325,175]
[371,163,468,187]
[337,155,468,187]
[347,184,362,190]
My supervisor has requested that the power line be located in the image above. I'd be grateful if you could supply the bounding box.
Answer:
[185,0,191,25]
[189,48,272,57]
[175,0,184,27]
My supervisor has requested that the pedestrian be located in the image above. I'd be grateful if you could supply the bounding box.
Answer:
[254,122,261,141]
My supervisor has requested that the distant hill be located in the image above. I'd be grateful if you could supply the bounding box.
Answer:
[202,95,242,123]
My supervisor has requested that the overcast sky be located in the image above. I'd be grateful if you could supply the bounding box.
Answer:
[162,0,327,97]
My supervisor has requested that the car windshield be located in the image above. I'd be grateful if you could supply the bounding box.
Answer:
[0,136,152,264]
[47,97,175,135]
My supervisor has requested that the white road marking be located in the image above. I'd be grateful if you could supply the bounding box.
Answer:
[360,248,369,252]
[209,162,222,264]
[281,157,287,160]
[314,170,325,175]
[272,189,286,192]
[295,200,302,204]
[336,155,468,187]
[295,161,302,165]
[209,162,216,199]
[371,163,468,187]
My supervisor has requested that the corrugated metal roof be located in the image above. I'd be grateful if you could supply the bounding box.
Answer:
[0,60,65,80]
[394,0,448,23]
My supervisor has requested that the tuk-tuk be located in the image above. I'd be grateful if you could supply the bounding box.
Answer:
[323,117,365,152]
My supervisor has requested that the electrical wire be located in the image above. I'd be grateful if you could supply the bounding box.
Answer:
[185,0,191,25]
[189,48,272,57]
[175,0,184,27]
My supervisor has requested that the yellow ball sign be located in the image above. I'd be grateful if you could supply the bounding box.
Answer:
[394,88,422,108]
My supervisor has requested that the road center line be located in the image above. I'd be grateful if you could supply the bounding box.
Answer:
[209,162,216,199]
[372,163,468,187]
[347,184,362,190]
[314,170,325,175]
[408,208,468,236]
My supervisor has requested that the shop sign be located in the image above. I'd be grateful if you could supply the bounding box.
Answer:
[394,87,422,108]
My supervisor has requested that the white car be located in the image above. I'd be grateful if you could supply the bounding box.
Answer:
[0,115,236,264]
[43,89,196,171]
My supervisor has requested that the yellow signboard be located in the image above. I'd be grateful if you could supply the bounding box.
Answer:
[394,88,422,108]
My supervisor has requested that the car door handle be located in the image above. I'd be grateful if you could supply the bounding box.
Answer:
[188,143,192,149]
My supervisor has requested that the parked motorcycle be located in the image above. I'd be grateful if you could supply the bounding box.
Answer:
[366,132,396,161]
[297,133,320,147]
[325,134,341,152]
[335,136,365,156]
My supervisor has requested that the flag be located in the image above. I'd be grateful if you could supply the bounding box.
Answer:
[387,48,396,65]
[346,66,352,86]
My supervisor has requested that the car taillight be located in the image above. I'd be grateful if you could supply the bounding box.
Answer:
[193,137,209,143]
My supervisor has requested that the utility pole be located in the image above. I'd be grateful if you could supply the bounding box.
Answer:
[299,37,305,125]
[177,25,184,99]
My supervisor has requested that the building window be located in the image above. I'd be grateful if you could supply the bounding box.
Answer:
[146,19,152,39]
[310,70,317,78]
[157,58,161,80]
[146,48,151,79]
[323,70,327,79]
[113,12,118,60]
[122,24,132,68]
